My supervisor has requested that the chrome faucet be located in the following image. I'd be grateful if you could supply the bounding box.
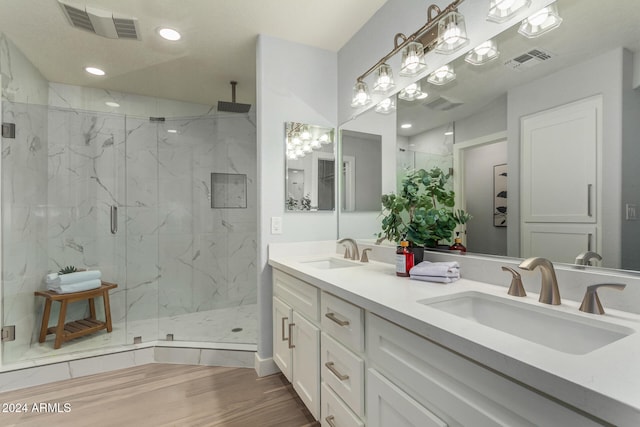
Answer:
[575,251,602,266]
[518,257,561,305]
[337,238,360,261]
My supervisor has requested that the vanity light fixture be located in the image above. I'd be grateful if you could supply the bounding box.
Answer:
[310,139,322,149]
[427,64,456,85]
[300,126,312,141]
[350,0,466,109]
[373,63,396,92]
[518,2,562,38]
[465,39,500,65]
[105,101,120,107]
[398,82,428,101]
[351,81,371,107]
[302,143,313,154]
[487,0,531,23]
[287,151,298,160]
[374,98,396,115]
[435,11,469,54]
[85,66,106,76]
[158,27,181,41]
[319,134,330,144]
[400,42,427,76]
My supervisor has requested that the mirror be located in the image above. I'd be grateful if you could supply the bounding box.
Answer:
[340,130,382,212]
[285,122,335,212]
[342,0,640,273]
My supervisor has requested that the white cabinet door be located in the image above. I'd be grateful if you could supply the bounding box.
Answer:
[292,310,320,420]
[521,96,601,223]
[273,296,293,381]
[521,223,598,262]
[367,369,447,427]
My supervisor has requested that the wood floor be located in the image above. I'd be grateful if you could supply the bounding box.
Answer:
[0,364,319,427]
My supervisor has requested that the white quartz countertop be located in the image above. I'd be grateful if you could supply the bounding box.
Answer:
[269,244,640,426]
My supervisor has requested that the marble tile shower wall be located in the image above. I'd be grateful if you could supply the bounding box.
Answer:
[1,101,49,363]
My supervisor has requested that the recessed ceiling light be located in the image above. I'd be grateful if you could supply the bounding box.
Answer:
[105,101,120,107]
[401,123,412,129]
[167,129,178,133]
[85,66,105,76]
[158,27,181,41]
[444,131,454,136]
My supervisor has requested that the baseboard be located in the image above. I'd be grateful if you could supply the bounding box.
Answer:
[254,353,280,377]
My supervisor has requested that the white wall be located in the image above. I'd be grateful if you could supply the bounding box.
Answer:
[256,35,338,360]
[455,94,507,143]
[507,48,624,267]
[0,33,48,105]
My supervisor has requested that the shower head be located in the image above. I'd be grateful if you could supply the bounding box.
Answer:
[217,81,251,113]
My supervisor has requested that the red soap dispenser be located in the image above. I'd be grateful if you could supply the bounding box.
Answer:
[396,239,414,277]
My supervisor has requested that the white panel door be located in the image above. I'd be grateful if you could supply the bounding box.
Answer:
[522,223,598,263]
[272,296,292,381]
[521,96,601,223]
[292,311,321,420]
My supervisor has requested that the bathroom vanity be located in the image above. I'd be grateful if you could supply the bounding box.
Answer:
[269,241,640,426]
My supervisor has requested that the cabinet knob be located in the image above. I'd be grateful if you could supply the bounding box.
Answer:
[579,283,626,315]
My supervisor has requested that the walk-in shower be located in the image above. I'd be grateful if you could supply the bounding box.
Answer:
[0,99,257,366]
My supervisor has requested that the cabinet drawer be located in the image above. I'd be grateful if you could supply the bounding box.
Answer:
[321,382,364,427]
[366,313,600,427]
[273,269,319,322]
[321,292,364,353]
[321,332,364,417]
[367,368,447,427]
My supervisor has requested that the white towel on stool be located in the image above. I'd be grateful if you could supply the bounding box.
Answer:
[48,279,102,294]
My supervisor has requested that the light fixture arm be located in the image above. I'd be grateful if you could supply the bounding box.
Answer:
[355,0,465,83]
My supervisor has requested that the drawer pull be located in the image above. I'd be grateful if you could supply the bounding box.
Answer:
[325,362,349,381]
[325,312,350,327]
[281,316,288,341]
[288,323,295,349]
[325,415,337,427]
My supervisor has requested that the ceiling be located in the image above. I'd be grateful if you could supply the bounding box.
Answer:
[0,0,387,107]
[396,0,640,137]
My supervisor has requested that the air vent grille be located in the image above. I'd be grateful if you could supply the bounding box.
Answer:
[58,0,140,40]
[113,18,139,39]
[61,3,94,32]
[505,48,554,70]
[423,96,463,111]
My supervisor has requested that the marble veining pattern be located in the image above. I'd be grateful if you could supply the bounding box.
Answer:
[2,86,257,365]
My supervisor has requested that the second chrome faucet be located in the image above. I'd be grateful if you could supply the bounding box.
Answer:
[517,257,561,305]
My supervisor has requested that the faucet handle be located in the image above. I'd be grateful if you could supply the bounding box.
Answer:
[579,283,626,315]
[501,266,526,297]
[360,248,372,263]
[342,245,351,259]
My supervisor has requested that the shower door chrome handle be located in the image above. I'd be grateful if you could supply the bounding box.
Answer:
[110,205,118,234]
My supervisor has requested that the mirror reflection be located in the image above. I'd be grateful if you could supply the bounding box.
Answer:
[285,122,335,212]
[340,130,382,212]
[344,0,640,274]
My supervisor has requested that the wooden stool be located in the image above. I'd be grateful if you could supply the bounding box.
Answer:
[35,281,117,349]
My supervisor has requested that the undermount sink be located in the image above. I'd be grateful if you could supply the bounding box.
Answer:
[418,292,634,355]
[300,257,363,270]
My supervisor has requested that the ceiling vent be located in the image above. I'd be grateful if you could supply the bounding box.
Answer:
[504,48,554,71]
[58,0,140,40]
[423,96,463,111]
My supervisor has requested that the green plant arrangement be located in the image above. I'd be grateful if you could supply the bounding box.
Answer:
[378,167,471,247]
[58,265,77,275]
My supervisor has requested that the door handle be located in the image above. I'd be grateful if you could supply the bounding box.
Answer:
[288,323,295,349]
[281,316,288,341]
[110,205,118,234]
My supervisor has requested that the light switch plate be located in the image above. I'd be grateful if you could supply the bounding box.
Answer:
[271,216,283,234]
[626,204,637,220]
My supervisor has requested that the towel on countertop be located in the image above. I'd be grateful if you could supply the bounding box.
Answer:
[47,279,102,294]
[409,261,460,284]
[45,270,101,287]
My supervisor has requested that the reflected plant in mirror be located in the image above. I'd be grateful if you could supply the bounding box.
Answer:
[284,122,335,212]
[378,167,471,248]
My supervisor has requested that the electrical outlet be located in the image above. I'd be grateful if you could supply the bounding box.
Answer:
[626,204,637,220]
[271,216,283,234]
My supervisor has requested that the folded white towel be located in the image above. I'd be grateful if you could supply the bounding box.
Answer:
[45,270,101,286]
[48,279,102,294]
[410,261,460,278]
[410,274,459,284]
